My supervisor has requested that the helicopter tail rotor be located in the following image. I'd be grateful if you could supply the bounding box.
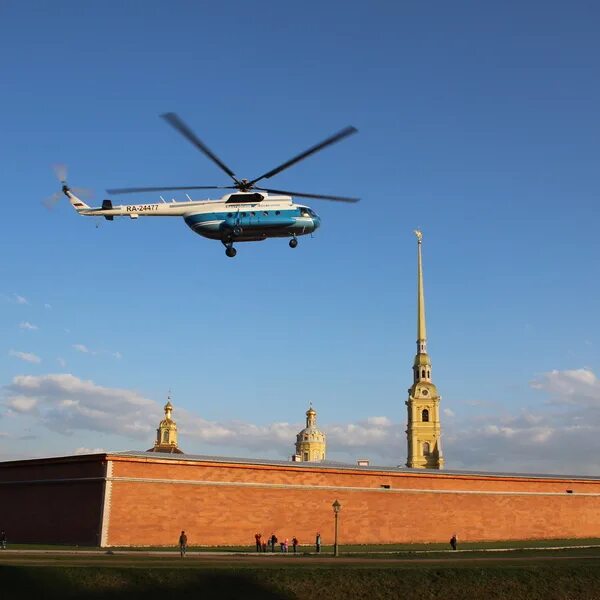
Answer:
[44,164,94,210]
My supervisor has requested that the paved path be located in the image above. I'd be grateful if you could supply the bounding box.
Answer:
[2,543,600,557]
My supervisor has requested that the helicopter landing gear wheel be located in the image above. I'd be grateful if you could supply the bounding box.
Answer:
[225,245,237,258]
[289,237,298,249]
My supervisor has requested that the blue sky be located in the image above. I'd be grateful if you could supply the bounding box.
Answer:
[1,1,600,473]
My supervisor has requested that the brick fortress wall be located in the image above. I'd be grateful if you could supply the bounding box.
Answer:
[3,453,600,547]
[105,454,600,547]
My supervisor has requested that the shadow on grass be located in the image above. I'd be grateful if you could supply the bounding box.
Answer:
[1,567,293,600]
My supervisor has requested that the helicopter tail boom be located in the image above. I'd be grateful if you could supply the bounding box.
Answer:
[63,185,91,213]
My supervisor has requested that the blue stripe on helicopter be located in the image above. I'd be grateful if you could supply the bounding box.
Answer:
[184,209,301,231]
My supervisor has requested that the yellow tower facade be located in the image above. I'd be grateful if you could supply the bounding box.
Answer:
[406,230,444,469]
[294,405,326,462]
[147,397,184,454]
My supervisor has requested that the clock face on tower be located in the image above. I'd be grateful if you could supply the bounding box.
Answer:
[422,389,428,396]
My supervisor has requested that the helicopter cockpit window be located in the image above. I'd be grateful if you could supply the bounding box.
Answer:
[300,208,310,217]
[226,193,264,203]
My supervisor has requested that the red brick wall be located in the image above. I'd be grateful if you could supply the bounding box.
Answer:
[105,456,600,547]
[3,454,599,547]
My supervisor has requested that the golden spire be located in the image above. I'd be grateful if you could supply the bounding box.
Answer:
[406,229,444,469]
[164,394,173,421]
[414,229,427,353]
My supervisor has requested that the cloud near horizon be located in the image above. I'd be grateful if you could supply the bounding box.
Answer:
[2,369,600,473]
[443,368,600,475]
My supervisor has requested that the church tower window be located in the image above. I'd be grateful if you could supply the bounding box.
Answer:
[423,442,430,455]
[422,409,429,422]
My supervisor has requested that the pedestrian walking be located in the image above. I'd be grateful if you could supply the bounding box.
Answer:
[315,532,321,553]
[0,531,6,550]
[255,532,262,552]
[450,533,457,551]
[179,530,188,557]
[292,536,298,553]
[270,532,278,552]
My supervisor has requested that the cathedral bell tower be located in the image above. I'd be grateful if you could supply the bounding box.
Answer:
[406,230,444,469]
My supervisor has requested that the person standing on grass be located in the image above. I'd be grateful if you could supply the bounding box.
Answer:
[0,531,6,549]
[179,530,188,557]
[292,536,298,553]
[315,532,321,553]
[270,532,277,552]
[255,532,262,552]
[450,533,457,550]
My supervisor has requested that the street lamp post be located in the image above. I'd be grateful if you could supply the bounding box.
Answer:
[332,499,341,557]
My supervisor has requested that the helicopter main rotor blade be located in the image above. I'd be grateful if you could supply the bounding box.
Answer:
[106,185,235,195]
[161,113,240,184]
[257,187,359,203]
[249,126,358,186]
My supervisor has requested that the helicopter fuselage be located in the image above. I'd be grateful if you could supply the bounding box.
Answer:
[69,190,321,243]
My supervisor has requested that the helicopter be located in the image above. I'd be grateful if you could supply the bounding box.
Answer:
[52,113,359,257]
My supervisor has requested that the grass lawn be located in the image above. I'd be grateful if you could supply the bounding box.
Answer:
[3,547,600,599]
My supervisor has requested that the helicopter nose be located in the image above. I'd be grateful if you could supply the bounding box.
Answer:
[313,215,321,230]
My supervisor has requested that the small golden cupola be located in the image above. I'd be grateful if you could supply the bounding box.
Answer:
[293,404,326,462]
[147,395,184,454]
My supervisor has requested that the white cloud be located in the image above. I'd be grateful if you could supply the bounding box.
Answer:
[2,374,158,438]
[9,350,41,364]
[72,344,91,354]
[14,294,28,305]
[74,447,106,455]
[6,395,39,413]
[530,368,600,406]
[57,357,67,368]
[366,416,392,426]
[72,345,121,359]
[443,408,455,417]
[19,321,38,331]
[44,303,52,310]
[442,368,600,475]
